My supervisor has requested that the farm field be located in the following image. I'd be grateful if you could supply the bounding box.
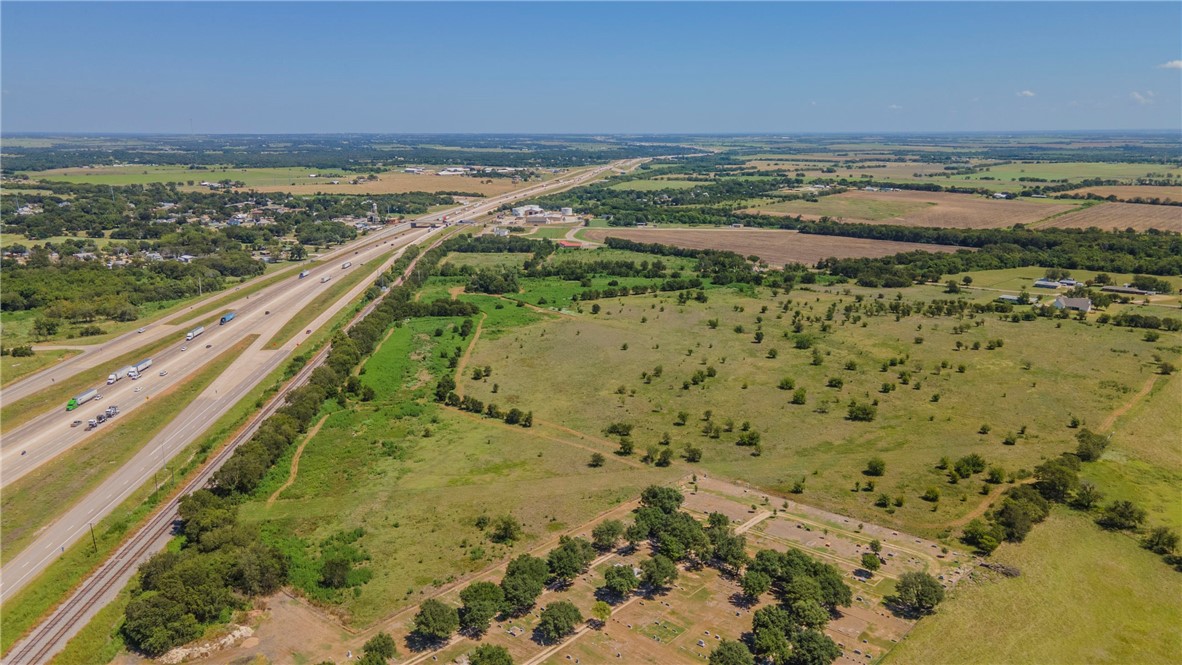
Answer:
[746,159,955,181]
[959,161,1182,184]
[579,228,961,265]
[884,509,1182,665]
[746,190,1080,229]
[21,165,545,197]
[1035,201,1182,232]
[1062,185,1182,203]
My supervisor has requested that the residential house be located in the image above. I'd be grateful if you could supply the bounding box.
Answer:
[1053,296,1093,313]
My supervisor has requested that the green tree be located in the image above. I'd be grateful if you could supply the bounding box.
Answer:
[537,600,583,643]
[1144,527,1179,555]
[865,457,886,476]
[603,564,640,597]
[500,554,550,614]
[362,632,397,661]
[469,644,513,665]
[709,640,756,665]
[413,598,459,642]
[640,554,679,589]
[547,536,595,584]
[893,571,945,614]
[489,515,523,543]
[589,452,605,467]
[860,552,881,573]
[591,600,612,625]
[789,629,842,665]
[459,581,504,635]
[740,569,772,599]
[1097,500,1147,531]
[592,520,625,550]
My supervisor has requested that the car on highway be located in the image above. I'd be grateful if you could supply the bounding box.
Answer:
[205,344,212,348]
[71,420,82,428]
[159,370,168,376]
[138,327,146,333]
[181,346,187,351]
[94,393,103,401]
[306,329,312,335]
[134,386,143,393]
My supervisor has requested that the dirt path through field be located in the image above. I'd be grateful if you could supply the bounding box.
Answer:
[448,408,648,470]
[452,313,487,398]
[1100,373,1161,431]
[266,413,330,507]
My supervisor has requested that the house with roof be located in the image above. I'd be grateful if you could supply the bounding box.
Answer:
[1053,295,1092,313]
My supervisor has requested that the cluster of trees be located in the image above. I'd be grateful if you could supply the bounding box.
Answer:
[574,279,705,302]
[465,268,520,294]
[0,254,259,321]
[433,376,533,427]
[962,428,1175,565]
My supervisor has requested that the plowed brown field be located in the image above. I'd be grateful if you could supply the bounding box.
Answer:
[1037,202,1182,232]
[746,190,1078,229]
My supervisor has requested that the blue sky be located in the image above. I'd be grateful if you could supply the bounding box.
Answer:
[3,2,1180,133]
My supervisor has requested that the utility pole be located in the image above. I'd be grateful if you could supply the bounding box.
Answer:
[88,521,97,553]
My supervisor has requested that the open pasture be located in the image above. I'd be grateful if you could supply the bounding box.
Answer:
[461,277,1177,539]
[579,228,961,266]
[1035,201,1182,232]
[609,179,704,191]
[961,161,1182,184]
[883,509,1182,665]
[747,190,1079,229]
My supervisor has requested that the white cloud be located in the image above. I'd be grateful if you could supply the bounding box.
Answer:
[1158,60,1182,69]
[887,104,903,110]
[1131,90,1156,105]
[1017,90,1036,98]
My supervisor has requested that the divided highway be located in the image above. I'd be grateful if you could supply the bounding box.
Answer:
[0,160,633,662]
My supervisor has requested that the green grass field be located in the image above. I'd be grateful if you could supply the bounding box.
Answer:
[239,300,678,625]
[961,161,1182,184]
[0,335,256,565]
[459,275,1180,540]
[441,251,535,270]
[529,226,577,239]
[884,509,1182,665]
[19,165,332,187]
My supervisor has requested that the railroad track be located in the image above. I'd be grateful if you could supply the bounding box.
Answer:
[2,233,452,664]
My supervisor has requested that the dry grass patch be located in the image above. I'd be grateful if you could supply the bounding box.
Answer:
[749,190,1079,229]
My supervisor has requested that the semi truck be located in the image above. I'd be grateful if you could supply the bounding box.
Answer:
[128,358,153,379]
[299,270,311,279]
[186,326,205,341]
[107,365,133,384]
[67,388,99,411]
[219,311,236,325]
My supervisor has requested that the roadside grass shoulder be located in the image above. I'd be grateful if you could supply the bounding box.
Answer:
[0,335,258,565]
[1,349,80,387]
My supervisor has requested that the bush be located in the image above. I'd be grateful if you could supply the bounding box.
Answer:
[865,457,886,476]
[847,401,876,422]
[363,632,397,661]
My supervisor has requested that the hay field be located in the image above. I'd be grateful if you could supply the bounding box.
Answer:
[580,228,961,265]
[1063,185,1182,203]
[249,171,531,196]
[1036,202,1182,232]
[748,190,1078,229]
